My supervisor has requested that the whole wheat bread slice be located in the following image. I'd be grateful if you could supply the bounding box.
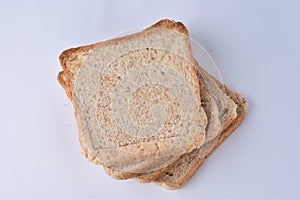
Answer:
[153,82,248,189]
[58,19,208,173]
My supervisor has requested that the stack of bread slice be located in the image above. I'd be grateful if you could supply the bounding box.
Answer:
[58,19,248,189]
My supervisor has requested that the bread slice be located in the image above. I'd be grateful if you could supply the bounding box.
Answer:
[153,82,248,189]
[104,63,238,182]
[58,19,208,173]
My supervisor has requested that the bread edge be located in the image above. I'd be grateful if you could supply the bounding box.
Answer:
[153,89,248,189]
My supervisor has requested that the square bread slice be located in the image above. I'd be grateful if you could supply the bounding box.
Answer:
[58,19,208,174]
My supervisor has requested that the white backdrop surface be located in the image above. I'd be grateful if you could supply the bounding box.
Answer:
[0,0,299,199]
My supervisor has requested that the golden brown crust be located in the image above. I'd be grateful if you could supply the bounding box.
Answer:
[57,45,96,101]
[57,71,73,100]
[148,19,189,36]
[153,89,248,189]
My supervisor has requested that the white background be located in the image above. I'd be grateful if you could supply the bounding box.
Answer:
[1,0,299,199]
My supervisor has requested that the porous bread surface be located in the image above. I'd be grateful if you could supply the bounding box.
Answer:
[153,82,248,189]
[58,19,208,173]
